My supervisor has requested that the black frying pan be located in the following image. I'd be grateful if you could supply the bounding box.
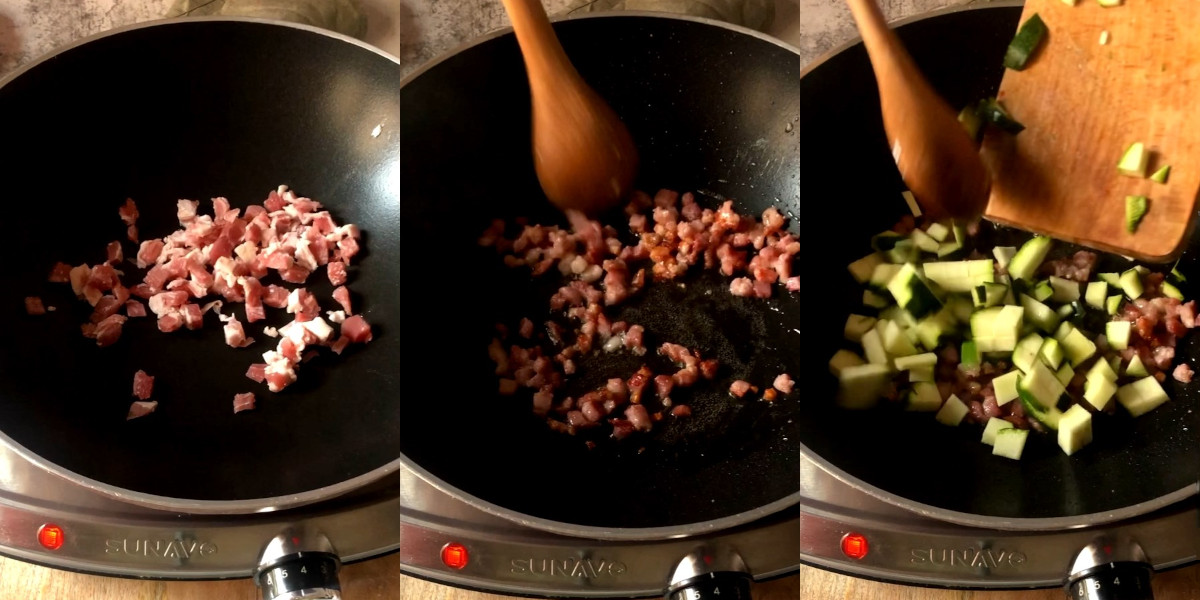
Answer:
[798,4,1200,524]
[0,20,400,505]
[399,15,800,534]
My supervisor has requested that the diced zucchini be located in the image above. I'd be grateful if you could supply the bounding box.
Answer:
[1106,295,1124,315]
[1084,376,1117,411]
[1013,333,1046,373]
[1054,321,1075,342]
[864,289,891,309]
[844,314,878,343]
[886,239,920,264]
[895,352,938,371]
[1021,393,1065,430]
[1004,13,1048,71]
[1106,320,1132,350]
[1085,281,1108,309]
[1087,358,1118,383]
[829,349,867,377]
[849,253,886,284]
[960,341,980,368]
[1038,337,1064,370]
[910,228,940,253]
[861,327,889,366]
[1133,265,1150,276]
[935,394,970,426]
[937,241,963,258]
[1150,164,1171,184]
[926,222,950,242]
[886,263,943,319]
[1116,376,1170,417]
[1057,405,1093,456]
[1170,261,1188,284]
[1109,355,1122,374]
[901,190,922,217]
[1008,236,1053,281]
[880,306,916,328]
[1031,280,1054,302]
[836,364,893,409]
[993,428,1029,460]
[1056,363,1075,387]
[1048,276,1081,303]
[1126,355,1148,377]
[922,260,995,293]
[909,366,935,382]
[1056,303,1076,319]
[869,263,903,293]
[913,320,945,350]
[958,105,983,142]
[1120,269,1144,300]
[1019,361,1066,410]
[993,370,1021,405]
[1162,281,1185,301]
[993,246,1017,270]
[977,98,1025,134]
[881,320,918,357]
[1060,327,1097,366]
[1125,195,1149,234]
[971,305,1025,352]
[907,382,944,412]
[1020,294,1061,334]
[945,296,976,323]
[1097,0,1122,7]
[972,282,1008,308]
[981,417,1015,445]
[871,231,905,252]
[1097,272,1121,286]
[1118,142,1148,178]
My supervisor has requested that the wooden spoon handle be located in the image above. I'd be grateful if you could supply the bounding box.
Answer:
[844,0,923,91]
[500,0,584,96]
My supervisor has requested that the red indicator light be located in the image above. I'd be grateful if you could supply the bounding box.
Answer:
[441,542,469,569]
[37,524,64,551]
[840,532,869,560]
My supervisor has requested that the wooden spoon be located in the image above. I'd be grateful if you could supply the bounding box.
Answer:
[844,0,991,222]
[500,0,639,216]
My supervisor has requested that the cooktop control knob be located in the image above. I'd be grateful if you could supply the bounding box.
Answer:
[1066,535,1154,600]
[665,543,753,600]
[255,526,342,600]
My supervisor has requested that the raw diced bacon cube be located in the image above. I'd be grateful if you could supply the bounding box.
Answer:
[125,301,147,317]
[48,262,73,283]
[327,261,347,286]
[133,370,154,400]
[233,392,256,413]
[24,297,45,315]
[340,315,372,344]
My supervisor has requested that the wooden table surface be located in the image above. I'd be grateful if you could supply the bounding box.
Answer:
[10,546,1188,598]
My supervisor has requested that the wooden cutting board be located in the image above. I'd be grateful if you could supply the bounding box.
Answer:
[980,0,1200,262]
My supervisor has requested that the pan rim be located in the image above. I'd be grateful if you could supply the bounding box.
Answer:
[400,454,800,540]
[399,10,802,89]
[0,15,398,92]
[399,11,801,540]
[798,0,1199,529]
[0,16,400,512]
